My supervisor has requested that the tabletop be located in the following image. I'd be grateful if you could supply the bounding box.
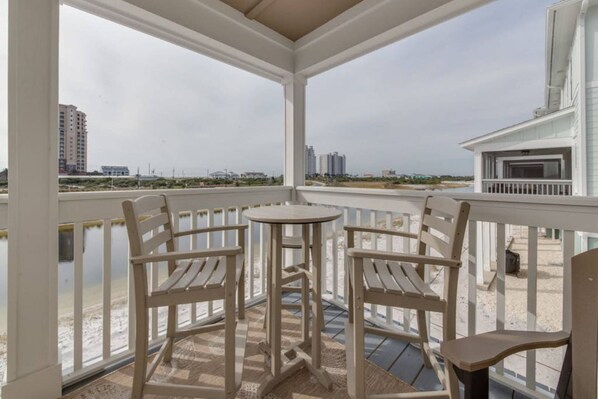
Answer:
[243,204,341,224]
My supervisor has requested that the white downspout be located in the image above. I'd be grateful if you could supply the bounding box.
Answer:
[579,0,588,196]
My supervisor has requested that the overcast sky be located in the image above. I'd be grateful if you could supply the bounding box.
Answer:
[0,0,555,176]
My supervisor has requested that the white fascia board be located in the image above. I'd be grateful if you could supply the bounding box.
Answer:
[544,0,582,110]
[293,0,492,78]
[472,137,574,154]
[66,0,295,82]
[460,107,575,151]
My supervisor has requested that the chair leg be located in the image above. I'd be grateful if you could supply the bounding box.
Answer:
[225,258,236,399]
[443,296,458,391]
[347,268,354,324]
[416,309,432,368]
[132,307,149,399]
[164,304,176,362]
[347,258,365,399]
[238,263,245,320]
[301,273,310,343]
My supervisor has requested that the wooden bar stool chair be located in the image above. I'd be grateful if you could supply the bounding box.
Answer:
[122,194,248,399]
[345,196,470,399]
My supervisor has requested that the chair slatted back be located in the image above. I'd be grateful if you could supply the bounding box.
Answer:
[122,194,176,259]
[417,196,470,261]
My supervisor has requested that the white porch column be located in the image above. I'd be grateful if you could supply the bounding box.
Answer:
[2,0,62,398]
[283,74,307,190]
[473,150,483,193]
[283,75,307,264]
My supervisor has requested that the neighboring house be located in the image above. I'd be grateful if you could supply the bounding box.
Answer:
[411,173,431,179]
[0,169,7,183]
[241,172,267,179]
[101,165,129,176]
[461,0,598,266]
[209,170,239,179]
[461,0,586,198]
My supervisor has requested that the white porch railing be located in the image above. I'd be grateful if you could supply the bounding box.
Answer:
[296,186,598,398]
[482,179,573,196]
[0,186,293,385]
[1,186,598,397]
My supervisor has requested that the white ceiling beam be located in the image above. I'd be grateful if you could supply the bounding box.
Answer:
[294,0,493,78]
[245,0,276,20]
[66,0,295,82]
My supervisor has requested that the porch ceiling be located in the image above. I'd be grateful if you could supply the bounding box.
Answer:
[219,0,363,41]
[68,0,492,80]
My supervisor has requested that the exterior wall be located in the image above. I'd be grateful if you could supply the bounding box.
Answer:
[586,5,598,195]
[471,112,574,153]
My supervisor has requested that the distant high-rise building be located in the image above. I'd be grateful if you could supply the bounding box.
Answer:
[305,145,317,176]
[59,104,88,174]
[319,152,346,176]
[382,169,397,177]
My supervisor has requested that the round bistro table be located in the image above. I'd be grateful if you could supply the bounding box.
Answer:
[243,205,342,397]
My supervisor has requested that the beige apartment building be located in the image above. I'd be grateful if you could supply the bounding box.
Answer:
[59,104,87,173]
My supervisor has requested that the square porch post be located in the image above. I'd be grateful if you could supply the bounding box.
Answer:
[2,0,62,398]
[283,75,307,264]
[283,74,307,191]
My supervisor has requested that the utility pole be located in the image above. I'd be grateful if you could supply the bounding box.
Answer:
[172,168,175,179]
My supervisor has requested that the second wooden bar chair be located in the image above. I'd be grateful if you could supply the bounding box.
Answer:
[122,194,248,399]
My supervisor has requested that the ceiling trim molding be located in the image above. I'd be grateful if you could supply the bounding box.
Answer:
[293,0,492,78]
[65,0,294,82]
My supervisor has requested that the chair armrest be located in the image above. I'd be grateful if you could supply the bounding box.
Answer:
[130,246,242,264]
[344,225,418,240]
[347,248,461,268]
[173,224,248,237]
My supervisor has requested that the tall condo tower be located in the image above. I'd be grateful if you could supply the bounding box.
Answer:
[319,152,346,176]
[305,145,317,176]
[59,104,88,173]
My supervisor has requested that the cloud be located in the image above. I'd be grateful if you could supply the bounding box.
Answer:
[0,0,556,177]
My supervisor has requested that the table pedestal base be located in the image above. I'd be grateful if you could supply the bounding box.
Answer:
[257,341,333,398]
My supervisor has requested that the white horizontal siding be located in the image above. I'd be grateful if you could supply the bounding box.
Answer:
[586,86,598,195]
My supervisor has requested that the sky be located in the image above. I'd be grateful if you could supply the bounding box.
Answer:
[0,0,556,177]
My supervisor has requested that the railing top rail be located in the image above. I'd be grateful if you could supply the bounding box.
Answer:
[0,186,293,227]
[296,186,598,233]
[57,185,291,202]
[297,186,592,205]
[482,179,572,183]
[0,185,291,204]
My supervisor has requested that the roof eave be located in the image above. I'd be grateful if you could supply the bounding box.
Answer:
[459,106,575,151]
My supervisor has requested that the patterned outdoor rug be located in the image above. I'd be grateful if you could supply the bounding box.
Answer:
[63,304,414,398]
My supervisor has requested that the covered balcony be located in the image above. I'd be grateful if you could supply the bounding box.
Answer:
[2,1,598,399]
